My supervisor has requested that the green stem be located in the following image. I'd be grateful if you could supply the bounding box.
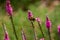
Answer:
[48,28,51,40]
[58,33,60,40]
[31,21,37,40]
[10,16,18,40]
[38,22,45,38]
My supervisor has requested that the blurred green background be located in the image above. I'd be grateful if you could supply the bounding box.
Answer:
[0,0,60,40]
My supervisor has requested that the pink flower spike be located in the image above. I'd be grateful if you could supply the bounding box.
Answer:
[40,38,44,40]
[28,10,33,20]
[46,16,51,29]
[58,25,60,33]
[4,31,10,40]
[6,0,13,16]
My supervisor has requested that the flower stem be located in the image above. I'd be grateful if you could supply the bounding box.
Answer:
[2,22,6,33]
[38,22,45,38]
[10,16,18,40]
[31,21,37,40]
[58,33,60,40]
[21,28,27,40]
[48,28,51,40]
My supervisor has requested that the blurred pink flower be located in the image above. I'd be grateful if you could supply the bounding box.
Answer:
[58,25,60,33]
[35,17,41,24]
[6,0,13,16]
[46,16,51,29]
[35,18,40,22]
[28,10,33,20]
[40,38,44,40]
[4,31,10,40]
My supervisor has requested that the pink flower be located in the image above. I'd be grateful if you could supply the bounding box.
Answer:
[46,16,51,29]
[40,38,44,40]
[35,18,41,24]
[35,17,41,24]
[35,18,40,22]
[28,10,33,20]
[58,25,60,33]
[4,31,10,40]
[6,0,13,16]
